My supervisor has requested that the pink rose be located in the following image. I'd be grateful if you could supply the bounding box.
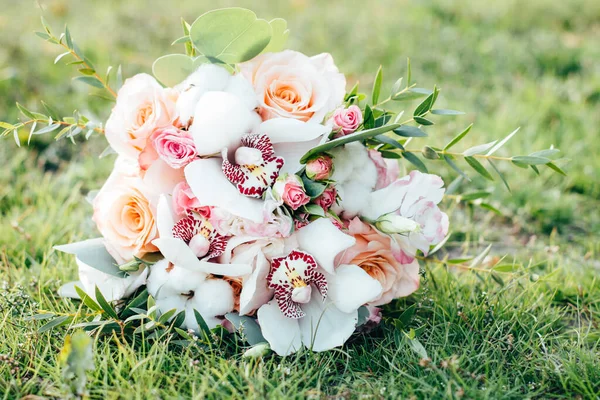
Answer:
[172,181,204,216]
[151,127,197,169]
[92,157,158,264]
[331,105,363,136]
[336,218,420,306]
[105,74,177,160]
[294,213,310,230]
[273,174,310,210]
[315,187,337,211]
[368,149,400,189]
[240,50,346,123]
[306,155,334,181]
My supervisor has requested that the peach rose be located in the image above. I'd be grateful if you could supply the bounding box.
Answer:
[92,157,158,264]
[105,74,177,160]
[240,50,346,123]
[336,218,420,306]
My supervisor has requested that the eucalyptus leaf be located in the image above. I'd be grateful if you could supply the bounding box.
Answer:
[464,156,494,180]
[443,155,470,181]
[371,65,383,105]
[487,127,520,156]
[73,76,104,89]
[393,126,427,138]
[444,124,473,150]
[225,313,266,346]
[262,18,289,53]
[152,54,209,87]
[463,140,497,156]
[511,155,551,165]
[190,8,272,63]
[54,238,124,277]
[402,152,428,173]
[430,109,465,115]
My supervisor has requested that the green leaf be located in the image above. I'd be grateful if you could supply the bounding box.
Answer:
[371,65,383,105]
[463,140,497,156]
[444,124,473,150]
[414,116,434,126]
[262,18,289,54]
[380,150,401,159]
[225,313,266,346]
[16,103,36,119]
[193,309,211,339]
[493,263,519,273]
[530,148,560,159]
[152,54,208,87]
[546,162,567,176]
[375,134,405,150]
[73,76,104,89]
[488,160,511,192]
[406,58,412,86]
[300,123,401,163]
[393,126,427,138]
[74,286,102,312]
[41,101,60,120]
[392,88,431,101]
[171,36,191,45]
[479,202,503,215]
[511,155,551,165]
[189,8,272,63]
[65,26,74,49]
[413,86,438,117]
[470,243,492,269]
[301,175,327,198]
[460,191,491,201]
[54,239,123,277]
[464,156,494,180]
[391,77,403,96]
[487,127,520,155]
[430,109,465,115]
[158,308,178,324]
[95,286,118,319]
[54,51,71,64]
[304,203,325,217]
[39,315,71,333]
[443,155,470,181]
[363,104,374,129]
[78,68,96,76]
[35,31,51,41]
[402,152,428,173]
[0,122,15,130]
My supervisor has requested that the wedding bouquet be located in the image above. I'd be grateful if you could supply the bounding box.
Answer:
[2,8,565,356]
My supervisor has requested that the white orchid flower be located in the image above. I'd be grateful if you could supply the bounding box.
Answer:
[152,195,252,276]
[146,259,234,330]
[256,218,383,356]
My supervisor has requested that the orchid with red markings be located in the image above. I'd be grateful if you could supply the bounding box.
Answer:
[222,133,284,198]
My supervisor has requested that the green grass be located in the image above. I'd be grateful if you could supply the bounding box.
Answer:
[1,0,599,398]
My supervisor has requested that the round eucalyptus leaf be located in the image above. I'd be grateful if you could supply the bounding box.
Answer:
[190,8,272,64]
[261,18,289,54]
[152,54,208,87]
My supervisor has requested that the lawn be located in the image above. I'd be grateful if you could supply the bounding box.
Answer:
[1,0,599,398]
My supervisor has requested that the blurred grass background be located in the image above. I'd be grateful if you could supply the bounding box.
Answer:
[1,0,599,398]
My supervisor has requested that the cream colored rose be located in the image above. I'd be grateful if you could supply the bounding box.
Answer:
[336,218,420,306]
[240,50,346,123]
[92,157,158,264]
[105,73,177,160]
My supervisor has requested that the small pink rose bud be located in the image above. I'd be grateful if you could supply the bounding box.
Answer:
[331,105,363,136]
[273,174,310,210]
[305,155,334,181]
[315,187,337,211]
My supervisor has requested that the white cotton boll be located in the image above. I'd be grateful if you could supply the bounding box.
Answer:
[146,259,205,299]
[225,73,259,111]
[337,182,372,219]
[190,92,261,156]
[330,142,378,189]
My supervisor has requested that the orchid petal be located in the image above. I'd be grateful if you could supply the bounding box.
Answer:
[257,301,303,356]
[324,264,383,313]
[239,251,274,315]
[156,194,176,238]
[295,218,355,274]
[185,158,265,223]
[298,290,357,352]
[153,237,252,276]
[256,118,330,144]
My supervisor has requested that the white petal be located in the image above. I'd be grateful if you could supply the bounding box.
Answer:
[77,257,140,302]
[190,91,261,156]
[143,158,184,197]
[257,301,302,356]
[58,281,82,299]
[256,118,330,144]
[298,290,357,352]
[295,218,355,274]
[153,237,252,276]
[273,138,322,175]
[185,158,265,223]
[325,264,383,313]
[239,251,273,315]
[156,194,176,238]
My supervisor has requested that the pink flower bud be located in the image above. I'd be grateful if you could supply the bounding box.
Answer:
[331,105,363,136]
[305,155,334,181]
[273,174,310,210]
[315,187,337,211]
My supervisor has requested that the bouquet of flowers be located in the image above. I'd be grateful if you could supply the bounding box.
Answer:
[2,8,565,356]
